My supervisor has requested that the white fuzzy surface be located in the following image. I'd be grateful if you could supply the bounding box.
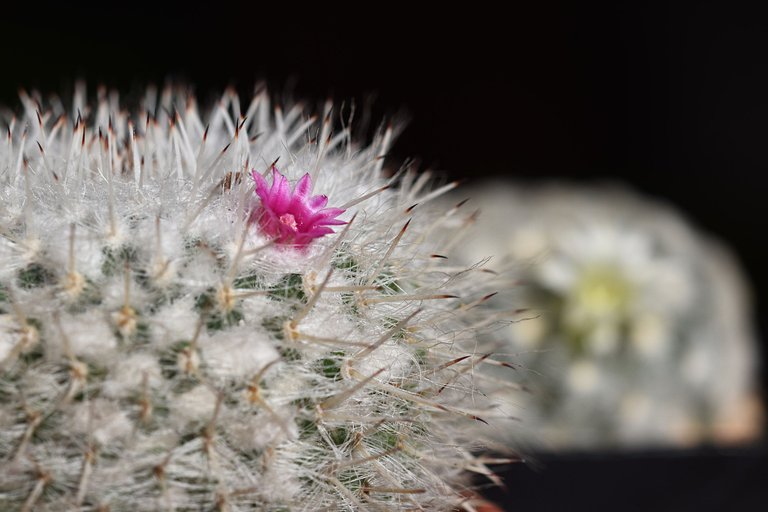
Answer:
[0,85,511,511]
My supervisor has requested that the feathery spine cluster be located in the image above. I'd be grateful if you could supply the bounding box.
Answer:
[0,84,514,511]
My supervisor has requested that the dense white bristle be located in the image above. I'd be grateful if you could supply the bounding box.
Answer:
[0,84,514,511]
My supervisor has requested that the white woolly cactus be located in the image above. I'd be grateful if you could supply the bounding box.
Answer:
[0,84,512,510]
[450,182,762,450]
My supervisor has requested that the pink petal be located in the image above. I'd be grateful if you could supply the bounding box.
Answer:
[317,218,347,226]
[288,174,314,218]
[308,194,329,210]
[293,173,312,199]
[320,207,346,218]
[292,235,314,246]
[305,226,334,237]
[270,167,291,212]
[252,171,269,202]
[305,208,346,226]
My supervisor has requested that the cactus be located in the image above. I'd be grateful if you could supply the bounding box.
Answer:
[0,85,512,511]
[449,182,762,449]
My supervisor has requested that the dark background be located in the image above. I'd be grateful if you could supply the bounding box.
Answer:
[4,2,768,510]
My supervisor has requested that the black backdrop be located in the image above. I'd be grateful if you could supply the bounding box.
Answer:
[4,2,768,510]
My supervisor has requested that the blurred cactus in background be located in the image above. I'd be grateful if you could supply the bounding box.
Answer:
[450,182,762,450]
[0,84,514,510]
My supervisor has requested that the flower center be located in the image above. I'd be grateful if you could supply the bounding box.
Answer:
[574,266,631,317]
[279,213,298,231]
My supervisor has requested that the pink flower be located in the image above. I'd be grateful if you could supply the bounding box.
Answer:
[250,167,346,246]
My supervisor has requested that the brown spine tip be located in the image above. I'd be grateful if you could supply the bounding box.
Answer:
[443,355,471,368]
[455,198,470,208]
[405,203,418,213]
[430,254,448,259]
[202,124,210,141]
